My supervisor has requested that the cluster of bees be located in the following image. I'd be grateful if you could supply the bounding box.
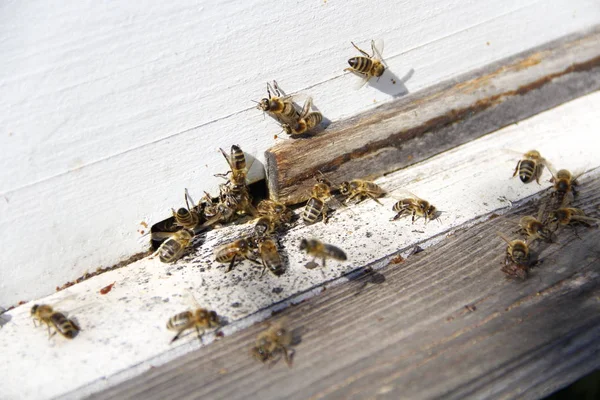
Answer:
[499,150,598,279]
[18,38,598,371]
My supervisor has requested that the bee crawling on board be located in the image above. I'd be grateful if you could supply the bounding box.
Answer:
[302,174,344,225]
[251,319,294,367]
[299,238,347,268]
[345,39,387,89]
[497,232,533,280]
[280,97,323,137]
[545,207,600,233]
[152,228,195,263]
[255,236,285,277]
[549,168,585,207]
[31,304,80,340]
[255,81,299,125]
[517,202,554,243]
[338,179,386,205]
[510,149,552,184]
[214,237,260,273]
[390,191,440,224]
[166,293,220,344]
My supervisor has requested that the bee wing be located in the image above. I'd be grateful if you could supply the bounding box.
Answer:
[350,72,371,90]
[272,80,287,97]
[389,188,422,201]
[496,231,513,245]
[184,290,202,309]
[219,147,234,170]
[372,39,387,67]
[300,97,313,118]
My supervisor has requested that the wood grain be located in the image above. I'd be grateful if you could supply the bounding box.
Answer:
[87,174,600,400]
[266,26,600,205]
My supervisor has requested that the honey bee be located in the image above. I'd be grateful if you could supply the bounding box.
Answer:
[256,81,298,125]
[172,189,202,229]
[200,191,237,228]
[254,215,277,237]
[497,232,531,280]
[512,150,549,184]
[281,97,322,136]
[153,229,194,263]
[257,199,294,225]
[31,304,80,339]
[216,145,249,191]
[299,238,347,267]
[517,203,553,243]
[251,319,294,367]
[255,236,284,277]
[550,169,583,205]
[345,39,386,88]
[214,237,259,272]
[518,216,554,243]
[166,294,219,343]
[302,181,333,224]
[391,192,439,223]
[546,207,599,230]
[339,179,385,205]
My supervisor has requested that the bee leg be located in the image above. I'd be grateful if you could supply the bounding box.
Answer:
[282,345,294,367]
[322,204,329,224]
[226,255,238,273]
[170,329,186,344]
[368,194,384,205]
[259,263,267,278]
[350,41,371,57]
[322,258,327,268]
[411,210,417,224]
[512,161,521,178]
[195,326,205,344]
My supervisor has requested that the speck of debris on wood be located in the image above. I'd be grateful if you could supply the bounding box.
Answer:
[231,302,242,308]
[100,282,116,295]
[272,287,284,294]
[465,304,477,312]
[488,213,500,220]
[389,255,405,264]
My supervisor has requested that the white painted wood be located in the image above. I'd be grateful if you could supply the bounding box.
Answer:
[1,92,599,400]
[1,0,599,305]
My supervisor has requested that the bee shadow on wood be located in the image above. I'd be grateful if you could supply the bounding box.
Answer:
[367,67,414,97]
[347,266,386,295]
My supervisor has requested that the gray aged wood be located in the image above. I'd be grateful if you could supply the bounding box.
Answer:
[88,174,600,400]
[266,25,600,205]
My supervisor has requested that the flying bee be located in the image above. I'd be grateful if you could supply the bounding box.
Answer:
[255,236,285,277]
[512,150,550,184]
[251,319,294,367]
[152,229,194,263]
[345,39,387,89]
[281,97,322,136]
[299,238,347,268]
[255,81,299,125]
[339,179,385,205]
[166,293,219,344]
[214,237,259,272]
[172,188,202,229]
[546,207,599,231]
[550,168,584,206]
[302,180,334,224]
[31,304,80,339]
[497,232,531,280]
[391,192,439,223]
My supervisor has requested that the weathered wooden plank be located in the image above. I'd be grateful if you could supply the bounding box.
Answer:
[88,173,600,400]
[266,25,600,205]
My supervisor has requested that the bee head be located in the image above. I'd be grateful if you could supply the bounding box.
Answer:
[258,98,270,111]
[30,304,39,316]
[373,63,385,77]
[299,239,309,251]
[339,182,351,195]
[281,124,293,135]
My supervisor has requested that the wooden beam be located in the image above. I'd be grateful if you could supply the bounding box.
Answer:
[266,25,600,205]
[87,173,600,400]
